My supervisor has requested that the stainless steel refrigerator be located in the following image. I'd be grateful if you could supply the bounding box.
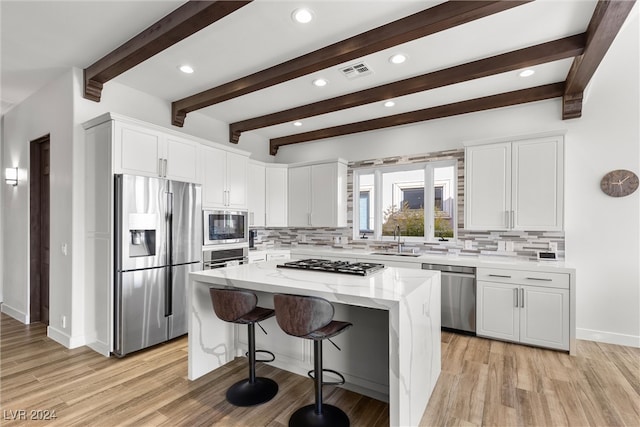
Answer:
[114,174,201,357]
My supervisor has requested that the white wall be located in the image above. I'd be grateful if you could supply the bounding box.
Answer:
[276,10,640,347]
[1,69,75,343]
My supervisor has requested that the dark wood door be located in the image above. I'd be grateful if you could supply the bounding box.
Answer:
[30,135,50,325]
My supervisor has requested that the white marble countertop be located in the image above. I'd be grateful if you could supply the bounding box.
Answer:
[290,246,576,274]
[190,259,438,307]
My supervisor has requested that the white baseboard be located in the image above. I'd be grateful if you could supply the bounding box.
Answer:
[47,326,86,349]
[576,328,640,348]
[1,303,29,324]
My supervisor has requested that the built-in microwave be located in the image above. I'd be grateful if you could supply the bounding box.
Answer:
[203,210,248,246]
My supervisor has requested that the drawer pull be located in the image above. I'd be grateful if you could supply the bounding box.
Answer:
[488,274,512,278]
[513,288,518,307]
[526,277,553,281]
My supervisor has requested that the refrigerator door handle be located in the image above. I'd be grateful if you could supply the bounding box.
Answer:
[165,191,173,317]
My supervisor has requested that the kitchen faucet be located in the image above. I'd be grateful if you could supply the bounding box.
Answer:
[393,224,404,253]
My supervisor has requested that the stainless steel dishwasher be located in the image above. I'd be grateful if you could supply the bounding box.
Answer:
[422,263,477,334]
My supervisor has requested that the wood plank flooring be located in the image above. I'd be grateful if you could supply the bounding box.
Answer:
[1,313,638,426]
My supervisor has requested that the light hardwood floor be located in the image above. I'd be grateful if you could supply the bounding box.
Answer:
[1,313,638,426]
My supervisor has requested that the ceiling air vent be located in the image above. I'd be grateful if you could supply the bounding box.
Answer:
[339,62,373,79]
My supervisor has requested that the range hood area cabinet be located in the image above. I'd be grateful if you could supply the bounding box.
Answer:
[288,159,348,228]
[95,115,200,183]
[464,135,564,231]
[247,161,288,227]
[200,145,249,210]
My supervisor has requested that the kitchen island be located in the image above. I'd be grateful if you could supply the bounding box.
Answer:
[189,260,441,427]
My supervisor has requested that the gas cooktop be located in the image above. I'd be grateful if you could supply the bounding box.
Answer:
[276,258,385,276]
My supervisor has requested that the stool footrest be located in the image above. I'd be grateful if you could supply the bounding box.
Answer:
[307,368,346,386]
[245,349,275,363]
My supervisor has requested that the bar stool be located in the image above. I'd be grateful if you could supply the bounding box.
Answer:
[209,288,278,406]
[274,294,352,427]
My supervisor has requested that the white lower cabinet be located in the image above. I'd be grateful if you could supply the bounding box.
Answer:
[477,268,569,351]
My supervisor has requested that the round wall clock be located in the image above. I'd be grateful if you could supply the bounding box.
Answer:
[600,169,639,197]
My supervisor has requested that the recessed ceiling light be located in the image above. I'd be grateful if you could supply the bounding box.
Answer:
[313,78,328,87]
[384,101,395,107]
[519,69,535,77]
[292,8,313,24]
[179,65,194,74]
[293,121,303,127]
[389,53,407,64]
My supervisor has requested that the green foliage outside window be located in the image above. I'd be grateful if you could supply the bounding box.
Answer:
[382,201,453,238]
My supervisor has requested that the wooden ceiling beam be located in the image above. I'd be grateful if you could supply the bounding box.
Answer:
[563,0,636,119]
[230,34,585,143]
[172,0,531,127]
[83,0,252,102]
[269,83,565,155]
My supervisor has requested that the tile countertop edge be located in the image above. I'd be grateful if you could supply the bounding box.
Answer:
[289,247,577,274]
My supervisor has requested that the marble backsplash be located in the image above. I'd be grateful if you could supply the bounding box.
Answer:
[251,149,565,261]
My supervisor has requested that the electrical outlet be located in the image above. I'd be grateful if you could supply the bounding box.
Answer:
[549,242,558,251]
[497,241,506,251]
[505,241,514,252]
[61,315,67,328]
[464,240,473,250]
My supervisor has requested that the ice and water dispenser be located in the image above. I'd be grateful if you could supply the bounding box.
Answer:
[128,213,156,258]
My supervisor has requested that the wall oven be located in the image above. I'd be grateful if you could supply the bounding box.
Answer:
[203,210,248,246]
[203,246,249,269]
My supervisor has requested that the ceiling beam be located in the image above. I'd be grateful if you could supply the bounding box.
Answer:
[269,83,565,155]
[172,0,532,127]
[230,34,585,143]
[562,0,636,119]
[83,0,252,102]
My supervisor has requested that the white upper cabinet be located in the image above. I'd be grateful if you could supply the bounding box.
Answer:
[465,135,564,231]
[288,166,312,227]
[511,137,564,230]
[266,165,288,227]
[465,142,512,230]
[248,161,266,227]
[201,145,248,209]
[114,120,199,183]
[164,135,200,183]
[288,160,347,228]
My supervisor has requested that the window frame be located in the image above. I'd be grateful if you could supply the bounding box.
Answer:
[353,159,457,242]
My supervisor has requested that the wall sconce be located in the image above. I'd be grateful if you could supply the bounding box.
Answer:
[5,167,18,186]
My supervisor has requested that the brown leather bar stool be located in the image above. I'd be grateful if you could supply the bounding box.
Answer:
[209,288,278,406]
[274,294,352,427]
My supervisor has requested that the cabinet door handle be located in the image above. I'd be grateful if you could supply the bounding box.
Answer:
[520,288,524,308]
[511,210,515,229]
[163,159,168,177]
[158,158,163,177]
[526,277,552,281]
[505,210,510,228]
[308,212,311,226]
[514,288,518,308]
[489,274,512,278]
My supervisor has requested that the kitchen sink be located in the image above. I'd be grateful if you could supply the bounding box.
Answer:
[370,252,421,257]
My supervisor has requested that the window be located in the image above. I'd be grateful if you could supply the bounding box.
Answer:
[354,161,457,241]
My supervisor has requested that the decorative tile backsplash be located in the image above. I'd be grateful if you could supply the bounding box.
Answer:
[252,149,565,261]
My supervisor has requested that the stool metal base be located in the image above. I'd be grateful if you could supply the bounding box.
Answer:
[226,377,278,407]
[288,403,350,427]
